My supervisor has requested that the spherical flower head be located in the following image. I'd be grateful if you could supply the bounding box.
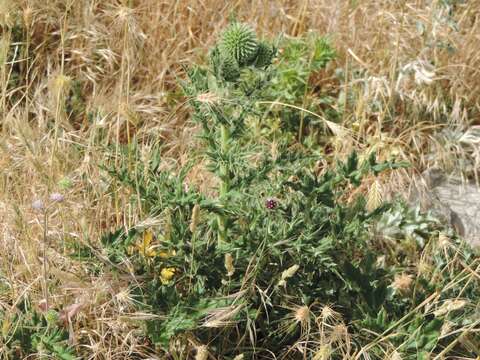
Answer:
[265,198,278,210]
[219,22,258,65]
[32,199,44,211]
[49,192,64,203]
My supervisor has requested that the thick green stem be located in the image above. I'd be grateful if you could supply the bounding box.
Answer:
[217,124,230,244]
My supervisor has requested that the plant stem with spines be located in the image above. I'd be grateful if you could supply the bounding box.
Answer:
[217,124,230,244]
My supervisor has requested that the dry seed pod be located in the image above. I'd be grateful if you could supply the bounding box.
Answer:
[189,204,201,233]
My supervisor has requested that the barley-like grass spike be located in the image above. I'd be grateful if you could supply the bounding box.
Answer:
[219,22,258,65]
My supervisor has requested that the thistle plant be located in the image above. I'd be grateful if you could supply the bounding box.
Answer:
[101,23,480,359]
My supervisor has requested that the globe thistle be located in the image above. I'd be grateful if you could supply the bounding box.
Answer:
[219,22,258,66]
[219,55,240,82]
[252,41,275,68]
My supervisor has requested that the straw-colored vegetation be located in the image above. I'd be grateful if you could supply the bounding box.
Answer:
[0,0,479,359]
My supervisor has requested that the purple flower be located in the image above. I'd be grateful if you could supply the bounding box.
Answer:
[32,199,44,211]
[265,198,278,210]
[49,193,64,203]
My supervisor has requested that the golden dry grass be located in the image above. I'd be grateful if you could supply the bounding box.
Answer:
[0,0,479,358]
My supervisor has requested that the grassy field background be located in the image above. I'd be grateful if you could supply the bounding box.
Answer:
[0,0,479,358]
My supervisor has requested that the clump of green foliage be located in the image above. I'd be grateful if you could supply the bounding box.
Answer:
[0,302,75,359]
[263,33,337,141]
[102,23,480,359]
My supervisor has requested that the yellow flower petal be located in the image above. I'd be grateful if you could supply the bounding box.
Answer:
[137,230,157,258]
[158,249,176,259]
[160,267,176,285]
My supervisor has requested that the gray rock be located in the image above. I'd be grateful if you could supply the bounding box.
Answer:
[411,168,480,247]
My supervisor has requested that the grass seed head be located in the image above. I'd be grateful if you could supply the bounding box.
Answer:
[196,92,220,105]
[434,299,468,317]
[278,264,300,286]
[330,324,348,343]
[189,204,201,233]
[312,345,332,360]
[294,305,311,324]
[224,253,235,277]
[195,345,208,360]
[320,305,341,323]
[438,232,452,249]
[392,273,413,295]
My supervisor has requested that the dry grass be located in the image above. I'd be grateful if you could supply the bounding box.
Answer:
[0,0,479,358]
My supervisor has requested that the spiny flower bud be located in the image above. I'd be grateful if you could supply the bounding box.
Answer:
[252,41,274,68]
[219,22,258,65]
[220,55,240,82]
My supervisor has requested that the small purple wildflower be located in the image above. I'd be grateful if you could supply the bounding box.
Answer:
[49,193,64,203]
[32,199,44,211]
[265,198,278,210]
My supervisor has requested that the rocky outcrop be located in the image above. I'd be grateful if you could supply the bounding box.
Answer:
[411,168,480,247]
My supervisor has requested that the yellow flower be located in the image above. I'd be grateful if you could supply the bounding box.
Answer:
[160,267,176,285]
[136,230,157,258]
[158,249,176,259]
